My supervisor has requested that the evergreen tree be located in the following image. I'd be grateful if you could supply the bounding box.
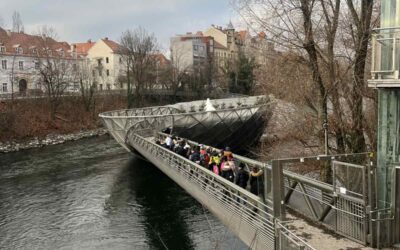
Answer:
[229,52,257,95]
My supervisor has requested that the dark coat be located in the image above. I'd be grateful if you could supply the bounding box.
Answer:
[250,172,264,195]
[189,151,201,162]
[235,169,249,189]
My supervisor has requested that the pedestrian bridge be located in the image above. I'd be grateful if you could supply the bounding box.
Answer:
[100,96,374,250]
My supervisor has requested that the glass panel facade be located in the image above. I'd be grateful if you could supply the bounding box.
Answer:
[377,89,400,208]
[379,0,400,75]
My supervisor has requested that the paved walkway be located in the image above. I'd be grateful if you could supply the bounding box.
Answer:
[285,213,372,250]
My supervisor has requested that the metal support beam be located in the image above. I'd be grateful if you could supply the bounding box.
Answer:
[319,197,335,222]
[272,160,285,220]
[298,182,319,220]
[283,181,298,204]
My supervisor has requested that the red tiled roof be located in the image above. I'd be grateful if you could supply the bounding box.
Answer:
[238,30,247,41]
[73,40,95,55]
[0,27,73,58]
[102,38,121,52]
[152,53,170,66]
[258,31,266,38]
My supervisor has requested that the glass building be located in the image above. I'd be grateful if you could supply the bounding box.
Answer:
[369,0,400,246]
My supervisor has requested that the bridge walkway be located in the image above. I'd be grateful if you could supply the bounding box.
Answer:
[125,124,371,249]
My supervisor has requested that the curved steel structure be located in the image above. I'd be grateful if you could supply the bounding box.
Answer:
[99,95,270,153]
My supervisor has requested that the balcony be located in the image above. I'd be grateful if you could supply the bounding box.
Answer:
[369,27,400,88]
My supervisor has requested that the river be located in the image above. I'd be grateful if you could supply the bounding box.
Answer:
[0,135,246,250]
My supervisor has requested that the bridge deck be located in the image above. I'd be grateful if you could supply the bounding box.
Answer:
[126,131,372,249]
[100,96,375,249]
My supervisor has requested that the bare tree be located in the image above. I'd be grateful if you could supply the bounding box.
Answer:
[35,26,77,120]
[119,27,158,108]
[232,0,377,181]
[77,58,96,112]
[12,11,24,33]
[345,0,374,153]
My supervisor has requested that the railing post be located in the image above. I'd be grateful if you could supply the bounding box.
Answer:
[272,160,285,220]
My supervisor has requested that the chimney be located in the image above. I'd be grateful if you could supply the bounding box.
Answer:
[71,44,76,52]
[6,29,11,37]
[104,37,108,41]
[87,39,92,43]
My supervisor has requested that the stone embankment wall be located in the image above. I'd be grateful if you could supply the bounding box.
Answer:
[0,128,108,153]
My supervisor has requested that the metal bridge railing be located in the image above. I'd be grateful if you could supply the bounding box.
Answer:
[275,156,372,245]
[154,132,372,246]
[276,221,316,250]
[128,131,276,249]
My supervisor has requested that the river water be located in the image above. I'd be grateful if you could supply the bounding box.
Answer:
[0,135,246,250]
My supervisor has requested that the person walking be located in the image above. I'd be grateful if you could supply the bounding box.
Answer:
[235,163,249,189]
[249,166,264,200]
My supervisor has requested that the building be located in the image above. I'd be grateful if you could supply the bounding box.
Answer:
[0,27,78,96]
[204,22,241,68]
[170,32,214,73]
[73,38,124,91]
[368,0,400,246]
[73,38,170,91]
[171,22,273,73]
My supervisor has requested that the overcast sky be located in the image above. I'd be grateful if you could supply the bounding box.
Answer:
[0,0,242,53]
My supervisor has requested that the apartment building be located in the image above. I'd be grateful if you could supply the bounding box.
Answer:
[0,27,79,96]
[171,22,273,72]
[73,38,124,90]
[170,32,214,72]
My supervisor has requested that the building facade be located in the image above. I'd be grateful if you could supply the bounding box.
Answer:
[73,38,124,90]
[170,32,214,73]
[0,27,79,97]
[171,22,273,73]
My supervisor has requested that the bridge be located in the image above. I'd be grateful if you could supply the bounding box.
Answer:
[100,96,376,249]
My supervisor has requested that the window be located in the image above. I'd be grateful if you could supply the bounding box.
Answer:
[106,57,109,63]
[2,83,7,92]
[15,47,23,54]
[72,64,77,71]
[1,60,7,69]
[106,84,111,90]
[35,62,39,70]
[106,69,110,76]
[119,57,122,64]
[18,61,24,70]
[99,69,102,77]
[0,46,5,53]
[99,84,103,90]
[92,70,95,77]
[193,45,198,51]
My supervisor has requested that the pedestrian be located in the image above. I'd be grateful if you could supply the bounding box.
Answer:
[249,166,264,199]
[235,163,249,189]
[221,156,235,182]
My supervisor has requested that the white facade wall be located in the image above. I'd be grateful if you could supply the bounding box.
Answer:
[0,54,42,94]
[170,36,208,72]
[86,40,123,90]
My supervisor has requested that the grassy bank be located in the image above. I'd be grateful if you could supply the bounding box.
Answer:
[0,95,127,142]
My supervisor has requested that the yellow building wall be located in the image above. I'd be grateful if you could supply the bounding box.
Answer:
[204,27,227,48]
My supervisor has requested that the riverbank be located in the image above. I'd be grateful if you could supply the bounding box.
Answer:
[0,128,108,153]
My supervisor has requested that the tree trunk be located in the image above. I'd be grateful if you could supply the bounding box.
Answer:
[300,0,330,182]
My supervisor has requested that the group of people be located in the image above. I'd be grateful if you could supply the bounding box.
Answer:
[156,135,265,198]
